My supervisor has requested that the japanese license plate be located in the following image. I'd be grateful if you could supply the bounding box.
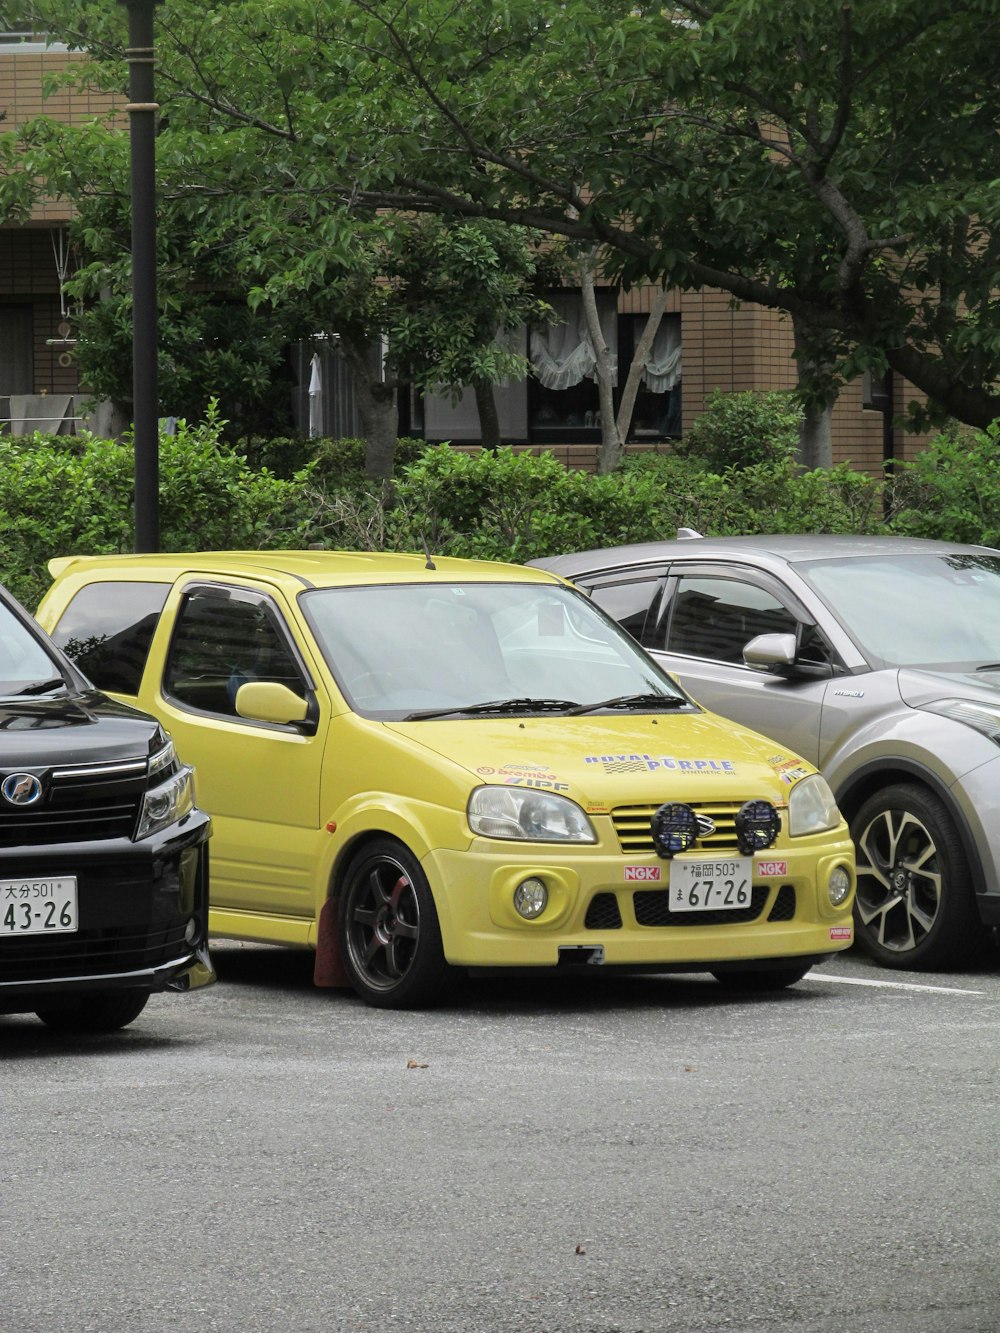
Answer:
[668,857,752,911]
[0,877,78,935]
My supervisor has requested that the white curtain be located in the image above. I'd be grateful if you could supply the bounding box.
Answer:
[308,353,322,438]
[642,319,682,393]
[530,294,617,390]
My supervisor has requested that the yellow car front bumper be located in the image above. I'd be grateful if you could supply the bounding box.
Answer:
[425,833,855,969]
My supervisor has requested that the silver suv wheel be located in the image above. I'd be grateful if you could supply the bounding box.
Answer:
[850,783,980,969]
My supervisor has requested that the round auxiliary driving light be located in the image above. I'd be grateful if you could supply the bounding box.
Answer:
[650,803,700,859]
[184,917,200,944]
[513,877,548,920]
[828,864,852,907]
[735,800,780,854]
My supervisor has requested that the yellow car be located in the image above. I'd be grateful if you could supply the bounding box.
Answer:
[36,552,855,1007]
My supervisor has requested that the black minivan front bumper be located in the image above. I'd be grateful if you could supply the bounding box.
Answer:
[0,809,214,1013]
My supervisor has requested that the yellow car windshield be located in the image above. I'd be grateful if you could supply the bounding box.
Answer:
[300,582,685,718]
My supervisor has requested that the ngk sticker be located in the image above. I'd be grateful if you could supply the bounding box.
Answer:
[624,865,662,882]
[756,860,788,877]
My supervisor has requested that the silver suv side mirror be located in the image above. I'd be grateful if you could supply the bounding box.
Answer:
[743,632,797,669]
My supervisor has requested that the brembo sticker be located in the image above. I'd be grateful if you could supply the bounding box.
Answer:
[478,763,559,779]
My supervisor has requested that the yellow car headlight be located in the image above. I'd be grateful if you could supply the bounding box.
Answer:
[468,786,596,843]
[787,773,841,837]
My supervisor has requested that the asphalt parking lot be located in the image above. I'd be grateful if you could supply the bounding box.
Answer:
[3,941,999,1333]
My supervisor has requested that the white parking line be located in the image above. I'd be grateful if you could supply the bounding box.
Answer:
[809,972,985,996]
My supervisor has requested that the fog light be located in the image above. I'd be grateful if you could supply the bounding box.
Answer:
[735,800,780,854]
[513,878,548,919]
[184,917,199,943]
[651,803,699,858]
[828,864,852,906]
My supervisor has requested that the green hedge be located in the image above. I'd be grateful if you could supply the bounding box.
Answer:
[2,407,998,616]
[0,415,317,610]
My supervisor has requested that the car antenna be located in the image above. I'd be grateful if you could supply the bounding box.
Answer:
[422,538,436,571]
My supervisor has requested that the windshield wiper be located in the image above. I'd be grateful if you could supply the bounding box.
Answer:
[10,678,68,696]
[404,697,581,721]
[567,693,690,716]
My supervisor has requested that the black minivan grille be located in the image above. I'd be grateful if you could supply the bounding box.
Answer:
[0,759,146,847]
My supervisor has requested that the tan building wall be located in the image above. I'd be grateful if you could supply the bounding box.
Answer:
[0,46,118,223]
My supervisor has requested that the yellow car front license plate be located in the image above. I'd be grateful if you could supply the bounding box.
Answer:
[668,857,752,911]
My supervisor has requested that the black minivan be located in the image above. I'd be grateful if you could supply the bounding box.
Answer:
[0,582,213,1033]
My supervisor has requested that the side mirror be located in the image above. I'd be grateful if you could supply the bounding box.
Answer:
[743,632,797,669]
[235,680,310,726]
[743,631,833,680]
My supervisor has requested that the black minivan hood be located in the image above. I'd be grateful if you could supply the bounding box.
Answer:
[0,689,161,765]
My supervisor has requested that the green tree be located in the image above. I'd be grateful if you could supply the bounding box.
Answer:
[1,106,551,473]
[9,0,1000,438]
[244,214,554,472]
[383,217,553,453]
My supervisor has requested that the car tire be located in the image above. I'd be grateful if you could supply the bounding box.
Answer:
[339,837,453,1009]
[850,783,982,970]
[36,989,151,1033]
[711,963,813,992]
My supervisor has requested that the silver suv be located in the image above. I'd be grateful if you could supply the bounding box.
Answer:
[533,534,1000,970]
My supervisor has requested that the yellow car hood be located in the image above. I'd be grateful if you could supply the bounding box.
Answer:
[383,712,812,810]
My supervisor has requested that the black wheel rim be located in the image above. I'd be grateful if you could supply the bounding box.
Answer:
[345,855,421,992]
[854,807,941,953]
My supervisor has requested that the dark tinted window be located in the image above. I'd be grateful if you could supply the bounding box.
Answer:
[51,581,169,694]
[666,575,798,663]
[165,587,306,718]
[584,575,663,644]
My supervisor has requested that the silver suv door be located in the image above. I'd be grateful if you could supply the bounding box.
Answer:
[645,565,843,765]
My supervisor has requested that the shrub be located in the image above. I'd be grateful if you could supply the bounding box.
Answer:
[674,389,803,471]
[890,422,1000,546]
[0,412,316,609]
[235,434,426,484]
[6,407,995,617]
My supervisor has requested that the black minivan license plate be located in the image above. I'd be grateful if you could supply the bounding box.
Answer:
[1,877,78,935]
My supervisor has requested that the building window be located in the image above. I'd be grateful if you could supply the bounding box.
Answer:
[620,313,682,439]
[399,291,683,447]
[528,291,615,441]
[528,296,682,443]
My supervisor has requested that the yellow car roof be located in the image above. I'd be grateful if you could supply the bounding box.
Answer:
[47,550,564,591]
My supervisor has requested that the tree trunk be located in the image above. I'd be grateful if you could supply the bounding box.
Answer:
[472,377,501,451]
[580,251,624,474]
[87,398,132,441]
[616,284,669,444]
[798,401,834,470]
[792,314,837,469]
[340,332,398,479]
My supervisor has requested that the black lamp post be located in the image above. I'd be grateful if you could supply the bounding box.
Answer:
[118,0,163,553]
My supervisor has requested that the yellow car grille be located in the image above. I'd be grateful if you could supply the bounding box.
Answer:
[610,801,751,855]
